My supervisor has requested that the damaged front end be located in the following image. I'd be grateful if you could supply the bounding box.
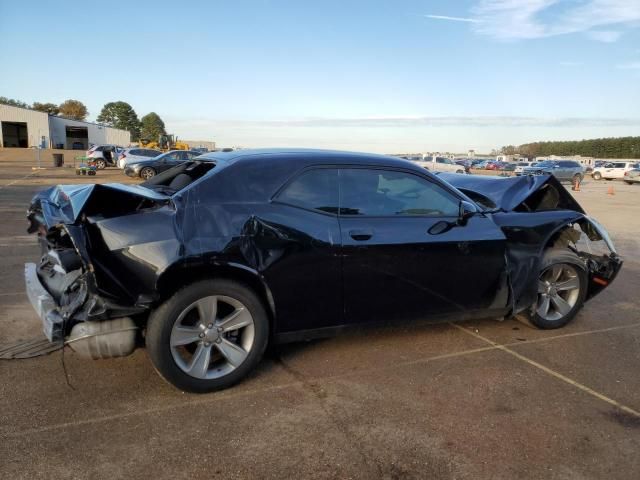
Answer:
[25,183,177,358]
[440,172,622,313]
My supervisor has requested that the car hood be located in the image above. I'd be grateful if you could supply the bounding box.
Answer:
[438,173,584,213]
[27,183,171,229]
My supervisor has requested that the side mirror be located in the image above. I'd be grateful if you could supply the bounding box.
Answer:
[458,200,477,226]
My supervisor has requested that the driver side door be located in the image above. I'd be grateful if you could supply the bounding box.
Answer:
[338,167,509,325]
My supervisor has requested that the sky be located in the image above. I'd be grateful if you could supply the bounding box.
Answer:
[1,0,639,153]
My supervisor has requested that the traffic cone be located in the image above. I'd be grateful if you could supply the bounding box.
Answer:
[607,185,615,196]
[572,177,581,191]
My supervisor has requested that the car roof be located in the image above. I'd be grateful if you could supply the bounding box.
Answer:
[196,148,422,170]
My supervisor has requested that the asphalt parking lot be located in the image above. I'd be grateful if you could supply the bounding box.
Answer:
[1,163,639,479]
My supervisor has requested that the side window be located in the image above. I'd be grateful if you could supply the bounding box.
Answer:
[144,150,158,157]
[340,169,460,217]
[129,149,141,155]
[614,162,625,168]
[276,169,339,214]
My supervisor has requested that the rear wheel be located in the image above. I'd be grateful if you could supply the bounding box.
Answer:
[95,159,106,169]
[529,249,587,329]
[140,167,156,180]
[146,279,269,392]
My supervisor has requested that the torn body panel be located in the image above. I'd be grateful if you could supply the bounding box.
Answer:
[444,174,622,314]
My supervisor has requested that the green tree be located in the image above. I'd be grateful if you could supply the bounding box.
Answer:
[32,102,60,115]
[0,96,29,108]
[139,112,166,142]
[500,145,518,155]
[58,99,88,120]
[97,101,141,140]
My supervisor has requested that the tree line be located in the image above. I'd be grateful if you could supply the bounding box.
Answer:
[1,96,166,142]
[500,136,640,159]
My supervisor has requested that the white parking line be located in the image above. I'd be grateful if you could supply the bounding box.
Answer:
[0,171,38,189]
[451,323,640,418]
[3,321,639,438]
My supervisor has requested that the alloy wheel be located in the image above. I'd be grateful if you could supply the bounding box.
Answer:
[140,167,155,180]
[169,295,255,379]
[536,264,581,322]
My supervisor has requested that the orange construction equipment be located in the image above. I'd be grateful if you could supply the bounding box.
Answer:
[607,185,615,196]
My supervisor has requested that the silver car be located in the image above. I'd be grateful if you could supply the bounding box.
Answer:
[117,148,163,168]
[520,160,584,183]
[86,144,124,169]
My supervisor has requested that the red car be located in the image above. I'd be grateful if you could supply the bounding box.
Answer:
[485,161,503,170]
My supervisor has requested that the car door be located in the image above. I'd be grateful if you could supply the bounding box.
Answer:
[338,167,508,326]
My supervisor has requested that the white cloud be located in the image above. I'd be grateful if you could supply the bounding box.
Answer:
[617,61,640,70]
[470,0,640,41]
[425,14,480,23]
[586,30,623,42]
[168,115,640,129]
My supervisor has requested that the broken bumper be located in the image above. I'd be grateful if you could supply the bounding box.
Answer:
[25,263,64,343]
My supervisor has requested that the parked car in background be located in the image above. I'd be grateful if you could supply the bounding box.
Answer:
[86,144,124,169]
[124,150,203,179]
[514,162,537,175]
[24,149,621,392]
[485,161,506,171]
[473,160,490,169]
[117,148,163,169]
[591,161,639,181]
[520,160,584,183]
[623,168,640,185]
[501,163,517,172]
[454,159,473,172]
[412,156,466,174]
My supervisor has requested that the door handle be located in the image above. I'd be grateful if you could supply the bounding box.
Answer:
[349,229,373,241]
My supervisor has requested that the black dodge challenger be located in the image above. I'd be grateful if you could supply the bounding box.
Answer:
[25,149,621,392]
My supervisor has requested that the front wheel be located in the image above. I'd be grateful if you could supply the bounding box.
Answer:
[140,167,156,180]
[592,172,601,180]
[146,279,269,392]
[529,249,587,329]
[95,159,106,169]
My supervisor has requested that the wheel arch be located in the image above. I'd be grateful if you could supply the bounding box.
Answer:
[156,260,277,332]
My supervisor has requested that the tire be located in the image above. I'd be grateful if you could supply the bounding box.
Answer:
[140,167,156,180]
[146,279,269,393]
[95,159,107,170]
[528,248,587,329]
[592,172,601,180]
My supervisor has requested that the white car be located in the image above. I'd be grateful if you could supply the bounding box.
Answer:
[117,148,162,168]
[592,161,639,181]
[412,156,465,174]
[514,162,537,175]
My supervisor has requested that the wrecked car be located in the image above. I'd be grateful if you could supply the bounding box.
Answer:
[24,149,622,392]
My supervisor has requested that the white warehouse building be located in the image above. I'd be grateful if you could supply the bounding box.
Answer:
[0,104,130,149]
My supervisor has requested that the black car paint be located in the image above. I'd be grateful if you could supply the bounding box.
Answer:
[26,149,621,343]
